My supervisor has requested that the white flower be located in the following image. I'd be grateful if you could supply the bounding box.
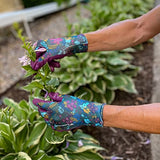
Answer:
[18,55,31,66]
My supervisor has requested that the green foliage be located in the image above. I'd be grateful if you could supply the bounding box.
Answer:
[58,0,154,103]
[1,98,105,159]
[22,0,70,8]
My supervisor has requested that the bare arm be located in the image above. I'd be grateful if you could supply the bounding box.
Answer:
[84,5,160,52]
[103,103,160,134]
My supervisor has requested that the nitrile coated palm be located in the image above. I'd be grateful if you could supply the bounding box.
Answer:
[31,34,88,70]
[33,95,104,132]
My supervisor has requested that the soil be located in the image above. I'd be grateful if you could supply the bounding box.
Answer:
[0,43,153,160]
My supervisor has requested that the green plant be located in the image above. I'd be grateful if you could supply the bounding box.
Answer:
[22,0,70,8]
[57,0,154,104]
[0,98,105,159]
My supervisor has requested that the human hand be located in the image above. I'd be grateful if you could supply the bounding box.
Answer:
[33,95,104,132]
[31,34,88,70]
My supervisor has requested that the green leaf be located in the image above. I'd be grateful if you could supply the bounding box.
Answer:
[46,77,59,87]
[69,82,79,93]
[46,131,69,145]
[57,84,71,94]
[3,98,27,121]
[59,73,73,83]
[22,81,44,92]
[94,68,107,76]
[63,139,104,154]
[93,92,107,104]
[15,121,29,152]
[43,63,50,77]
[106,57,129,66]
[67,151,104,160]
[1,153,17,160]
[105,89,115,104]
[22,65,37,78]
[119,75,137,93]
[67,130,98,144]
[122,47,136,53]
[0,134,14,153]
[74,87,93,101]
[90,78,106,94]
[29,96,38,111]
[17,152,32,160]
[24,122,47,149]
[19,100,30,112]
[39,126,53,151]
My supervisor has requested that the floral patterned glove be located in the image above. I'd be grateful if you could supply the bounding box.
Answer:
[33,95,104,132]
[31,34,88,70]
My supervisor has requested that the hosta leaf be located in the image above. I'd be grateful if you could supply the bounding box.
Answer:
[0,122,15,142]
[106,57,129,66]
[16,124,29,152]
[57,84,71,94]
[24,122,47,149]
[93,92,107,104]
[119,75,137,93]
[63,139,104,153]
[86,71,98,84]
[39,126,53,151]
[46,77,59,87]
[3,98,27,121]
[90,78,106,94]
[67,151,104,160]
[19,100,30,112]
[46,131,69,145]
[74,87,93,101]
[83,67,92,77]
[61,57,79,68]
[28,111,38,123]
[122,47,136,53]
[105,89,115,104]
[77,52,89,62]
[67,130,98,144]
[27,145,39,157]
[29,96,38,111]
[0,135,14,153]
[1,153,17,160]
[69,82,79,93]
[94,68,107,76]
[22,81,44,92]
[59,73,73,83]
[17,152,32,160]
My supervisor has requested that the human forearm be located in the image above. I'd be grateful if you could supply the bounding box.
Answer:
[84,5,160,52]
[103,103,160,134]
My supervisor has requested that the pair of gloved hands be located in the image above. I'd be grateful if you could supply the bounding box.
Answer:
[32,34,105,132]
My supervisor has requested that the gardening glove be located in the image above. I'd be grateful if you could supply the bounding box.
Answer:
[31,34,88,70]
[33,95,104,132]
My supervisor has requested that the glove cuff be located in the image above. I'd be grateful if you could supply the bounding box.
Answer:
[89,102,105,127]
[66,34,88,54]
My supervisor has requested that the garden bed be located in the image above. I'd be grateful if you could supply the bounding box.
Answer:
[0,42,153,160]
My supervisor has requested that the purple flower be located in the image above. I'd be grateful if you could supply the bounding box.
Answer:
[78,140,83,147]
[18,55,31,66]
